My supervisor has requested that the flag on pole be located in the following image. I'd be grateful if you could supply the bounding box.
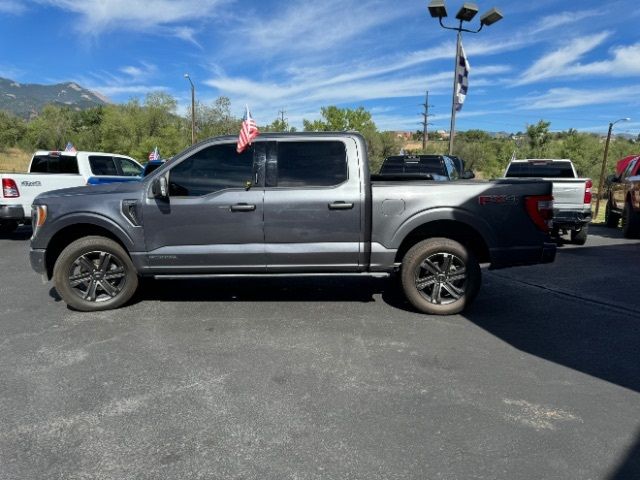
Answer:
[236,105,260,153]
[148,146,160,161]
[64,142,77,153]
[455,41,470,112]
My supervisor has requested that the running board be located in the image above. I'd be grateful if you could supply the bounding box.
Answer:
[153,272,392,280]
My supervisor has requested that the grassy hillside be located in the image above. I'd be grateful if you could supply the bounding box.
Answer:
[0,148,31,172]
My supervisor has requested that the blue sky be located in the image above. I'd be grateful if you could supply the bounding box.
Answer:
[1,0,639,134]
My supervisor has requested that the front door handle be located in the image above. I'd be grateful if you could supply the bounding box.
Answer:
[230,203,256,212]
[328,201,354,210]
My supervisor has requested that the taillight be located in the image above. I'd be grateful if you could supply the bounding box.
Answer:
[525,195,554,233]
[2,178,20,198]
[584,179,593,204]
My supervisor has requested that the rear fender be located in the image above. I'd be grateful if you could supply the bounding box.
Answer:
[390,207,496,249]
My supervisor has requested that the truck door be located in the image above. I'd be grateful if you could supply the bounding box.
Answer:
[263,138,364,272]
[142,142,265,272]
[615,159,638,209]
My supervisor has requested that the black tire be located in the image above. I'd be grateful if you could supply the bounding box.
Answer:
[53,236,139,311]
[622,201,640,239]
[605,200,620,228]
[400,238,481,315]
[0,220,19,234]
[570,225,589,245]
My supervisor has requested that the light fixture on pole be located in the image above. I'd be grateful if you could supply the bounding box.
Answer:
[594,117,631,219]
[184,73,196,145]
[428,0,503,155]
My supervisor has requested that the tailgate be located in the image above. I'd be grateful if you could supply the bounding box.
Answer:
[548,179,587,208]
[2,174,87,216]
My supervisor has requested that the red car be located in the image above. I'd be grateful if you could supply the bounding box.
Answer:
[606,155,640,238]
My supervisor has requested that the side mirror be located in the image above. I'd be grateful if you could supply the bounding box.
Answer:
[461,170,476,179]
[152,175,169,199]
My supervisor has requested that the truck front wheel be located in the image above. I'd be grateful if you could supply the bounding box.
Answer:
[400,238,481,315]
[622,201,640,239]
[605,200,620,228]
[53,236,139,311]
[0,220,19,234]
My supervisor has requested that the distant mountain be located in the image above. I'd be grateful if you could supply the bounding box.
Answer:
[0,77,109,119]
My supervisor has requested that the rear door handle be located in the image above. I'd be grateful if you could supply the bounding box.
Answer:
[328,201,354,210]
[230,203,256,212]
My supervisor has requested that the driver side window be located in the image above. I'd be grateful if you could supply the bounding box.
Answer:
[169,143,254,197]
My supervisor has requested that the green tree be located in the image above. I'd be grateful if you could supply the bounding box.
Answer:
[0,111,27,150]
[526,120,552,157]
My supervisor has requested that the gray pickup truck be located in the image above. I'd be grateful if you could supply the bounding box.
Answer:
[29,133,556,315]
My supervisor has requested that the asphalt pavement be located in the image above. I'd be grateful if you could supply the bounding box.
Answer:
[1,225,639,480]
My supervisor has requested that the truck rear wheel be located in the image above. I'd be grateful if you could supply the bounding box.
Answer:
[622,201,640,239]
[400,238,481,315]
[53,236,139,312]
[570,225,589,245]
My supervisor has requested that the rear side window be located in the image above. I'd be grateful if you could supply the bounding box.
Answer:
[380,156,446,177]
[89,156,118,176]
[276,141,347,187]
[506,162,575,178]
[30,155,79,174]
[115,157,143,177]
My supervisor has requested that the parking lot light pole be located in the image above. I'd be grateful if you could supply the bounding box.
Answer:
[595,117,631,219]
[427,1,503,155]
[184,73,196,145]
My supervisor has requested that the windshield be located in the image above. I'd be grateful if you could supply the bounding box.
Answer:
[505,161,575,178]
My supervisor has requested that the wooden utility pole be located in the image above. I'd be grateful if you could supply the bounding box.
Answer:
[278,109,287,132]
[420,90,433,151]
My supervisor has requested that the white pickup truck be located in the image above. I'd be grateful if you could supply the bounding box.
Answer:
[504,159,592,244]
[1,150,143,233]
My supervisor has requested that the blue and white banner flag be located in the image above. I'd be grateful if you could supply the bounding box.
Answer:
[455,41,470,112]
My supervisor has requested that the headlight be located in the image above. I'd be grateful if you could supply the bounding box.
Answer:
[31,204,47,234]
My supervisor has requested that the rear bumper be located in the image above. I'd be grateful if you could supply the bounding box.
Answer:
[30,248,47,275]
[0,204,26,221]
[489,242,556,269]
[553,208,592,229]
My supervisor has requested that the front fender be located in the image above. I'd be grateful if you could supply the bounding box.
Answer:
[37,211,135,250]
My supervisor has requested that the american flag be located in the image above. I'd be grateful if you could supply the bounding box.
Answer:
[236,105,260,153]
[455,41,470,112]
[64,142,77,153]
[148,146,160,161]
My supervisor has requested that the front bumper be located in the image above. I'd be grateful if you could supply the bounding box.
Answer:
[0,204,26,221]
[489,242,556,269]
[30,248,47,275]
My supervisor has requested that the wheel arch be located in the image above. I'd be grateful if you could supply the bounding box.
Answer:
[44,222,132,279]
[394,219,491,265]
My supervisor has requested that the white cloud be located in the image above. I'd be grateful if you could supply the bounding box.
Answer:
[0,0,24,14]
[514,32,611,85]
[233,0,405,55]
[35,0,228,35]
[72,63,169,101]
[520,86,640,109]
[569,43,640,76]
[529,9,602,35]
[120,62,158,81]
